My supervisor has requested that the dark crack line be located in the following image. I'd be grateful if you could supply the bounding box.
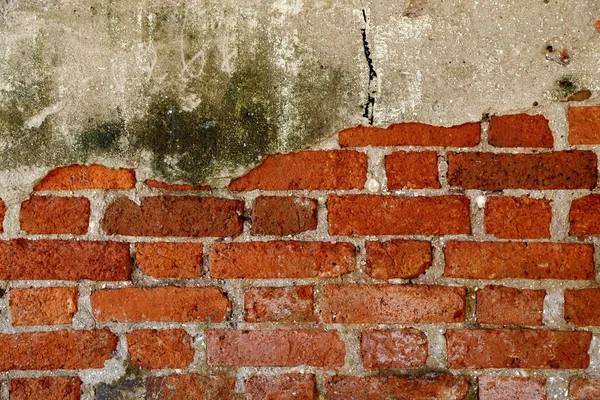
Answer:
[361,8,377,125]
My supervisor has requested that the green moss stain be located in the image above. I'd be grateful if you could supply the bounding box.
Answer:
[78,119,124,154]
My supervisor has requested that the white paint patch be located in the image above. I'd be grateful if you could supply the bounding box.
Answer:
[25,103,63,129]
[476,195,486,208]
[366,178,381,193]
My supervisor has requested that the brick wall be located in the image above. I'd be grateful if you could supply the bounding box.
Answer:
[1,106,600,399]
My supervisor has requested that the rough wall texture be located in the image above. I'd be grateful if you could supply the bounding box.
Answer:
[0,104,598,398]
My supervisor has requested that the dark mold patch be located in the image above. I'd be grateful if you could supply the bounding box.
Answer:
[78,119,124,154]
[554,76,579,100]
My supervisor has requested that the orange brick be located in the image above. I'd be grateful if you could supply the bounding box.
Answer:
[479,376,546,400]
[10,377,81,400]
[570,194,600,234]
[385,151,440,189]
[252,196,318,235]
[246,374,315,400]
[10,287,78,326]
[488,114,553,148]
[366,240,432,279]
[136,242,203,279]
[477,286,545,326]
[244,286,315,323]
[127,329,194,369]
[361,328,428,368]
[569,106,600,144]
[20,196,90,235]
[570,378,600,400]
[484,196,552,239]
[34,164,136,191]
[146,375,235,400]
[228,150,367,191]
[564,288,600,326]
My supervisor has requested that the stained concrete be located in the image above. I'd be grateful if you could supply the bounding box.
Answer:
[0,0,599,185]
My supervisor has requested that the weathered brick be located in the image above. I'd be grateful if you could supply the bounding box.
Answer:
[145,179,210,191]
[210,241,355,279]
[564,288,600,326]
[10,287,78,326]
[0,240,131,281]
[570,194,600,234]
[361,328,428,369]
[478,376,546,400]
[20,196,90,235]
[246,374,315,400]
[34,164,136,191]
[146,375,235,400]
[477,286,545,326]
[568,106,600,144]
[484,196,552,239]
[366,240,432,280]
[103,196,243,237]
[0,199,6,234]
[326,375,468,400]
[91,287,229,322]
[385,151,440,189]
[252,196,318,236]
[339,122,480,147]
[228,150,367,191]
[328,195,470,236]
[10,377,81,400]
[488,114,553,148]
[444,241,593,280]
[322,284,465,324]
[447,329,591,369]
[244,286,315,323]
[127,329,194,369]
[569,378,600,400]
[206,330,345,367]
[0,329,117,370]
[136,242,203,279]
[447,151,597,190]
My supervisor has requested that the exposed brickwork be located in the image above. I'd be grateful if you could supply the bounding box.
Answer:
[477,286,545,326]
[228,150,367,191]
[0,199,6,234]
[570,378,600,400]
[447,151,597,190]
[570,194,600,234]
[385,151,440,189]
[366,240,432,279]
[478,376,546,400]
[339,122,480,147]
[328,195,471,236]
[34,164,136,191]
[10,287,78,326]
[20,196,90,235]
[361,328,428,368]
[135,242,203,278]
[245,374,315,400]
[484,196,552,239]
[244,286,315,323]
[569,106,600,144]
[564,288,600,326]
[445,241,594,280]
[210,241,355,279]
[146,375,235,399]
[103,196,243,237]
[10,377,81,400]
[488,113,553,148]
[252,196,318,235]
[127,329,194,369]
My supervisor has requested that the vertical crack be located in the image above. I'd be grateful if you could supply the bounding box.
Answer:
[361,8,377,125]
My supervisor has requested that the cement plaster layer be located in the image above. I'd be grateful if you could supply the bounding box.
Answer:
[0,0,599,185]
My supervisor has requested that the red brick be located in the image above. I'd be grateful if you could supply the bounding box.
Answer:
[444,241,593,280]
[136,242,203,279]
[228,150,367,191]
[570,194,600,234]
[446,329,591,369]
[146,375,235,400]
[244,286,315,323]
[103,196,243,237]
[10,377,81,400]
[596,20,600,30]
[91,287,229,322]
[10,287,78,326]
[361,328,428,368]
[206,330,345,367]
[366,240,432,280]
[252,196,318,236]
[339,122,480,147]
[127,329,194,369]
[447,151,597,190]
[328,195,470,236]
[385,151,440,189]
[488,114,553,148]
[564,288,600,326]
[20,196,90,235]
[0,199,6,234]
[326,375,468,400]
[0,329,117,371]
[322,284,465,324]
[210,241,355,279]
[34,164,136,191]
[570,378,600,400]
[485,196,552,239]
[145,179,210,191]
[0,240,131,281]
[246,374,315,400]
[479,376,546,400]
[477,286,545,326]
[569,106,600,144]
